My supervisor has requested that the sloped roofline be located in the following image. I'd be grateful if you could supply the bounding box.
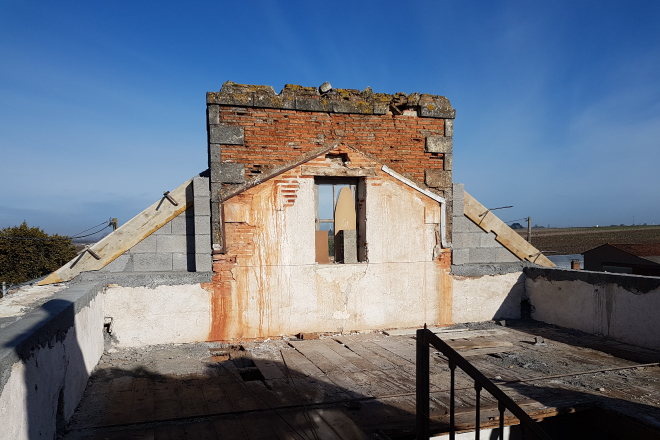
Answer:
[220,142,441,203]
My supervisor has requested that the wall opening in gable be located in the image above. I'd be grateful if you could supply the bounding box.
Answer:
[314,177,366,264]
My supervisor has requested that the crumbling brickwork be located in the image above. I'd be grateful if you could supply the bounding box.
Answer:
[206,82,456,251]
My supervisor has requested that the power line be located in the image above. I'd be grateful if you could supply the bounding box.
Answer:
[71,220,111,238]
[0,219,113,241]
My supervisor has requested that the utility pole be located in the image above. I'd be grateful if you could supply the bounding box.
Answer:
[527,217,532,243]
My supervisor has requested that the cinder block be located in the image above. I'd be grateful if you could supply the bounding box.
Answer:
[153,221,172,235]
[335,230,358,263]
[480,232,501,248]
[425,136,453,153]
[453,195,464,217]
[133,253,172,272]
[173,253,193,271]
[100,253,131,272]
[211,163,245,184]
[452,183,464,201]
[171,213,194,235]
[469,247,501,264]
[494,248,520,263]
[194,216,211,235]
[452,248,469,265]
[130,235,157,253]
[451,216,477,234]
[195,254,213,272]
[425,169,452,189]
[194,197,211,216]
[464,217,487,234]
[453,233,480,249]
[157,235,188,253]
[209,125,244,145]
[194,234,212,254]
[209,144,222,164]
[193,175,210,197]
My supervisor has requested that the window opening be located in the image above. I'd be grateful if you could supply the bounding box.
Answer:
[315,177,360,264]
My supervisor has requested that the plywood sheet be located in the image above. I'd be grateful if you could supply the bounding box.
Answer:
[315,230,330,264]
[334,187,356,234]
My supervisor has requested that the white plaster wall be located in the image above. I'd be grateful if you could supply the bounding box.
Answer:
[527,277,660,351]
[219,172,449,339]
[0,293,104,440]
[452,272,525,322]
[233,260,444,337]
[104,284,211,347]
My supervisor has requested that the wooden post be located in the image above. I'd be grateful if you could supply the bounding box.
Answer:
[527,217,531,243]
[416,328,430,440]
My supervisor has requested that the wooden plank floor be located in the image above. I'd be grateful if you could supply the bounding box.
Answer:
[63,322,660,439]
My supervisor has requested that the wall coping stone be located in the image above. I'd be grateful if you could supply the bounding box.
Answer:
[452,262,541,277]
[524,267,660,294]
[70,271,213,288]
[207,81,456,119]
[0,282,103,396]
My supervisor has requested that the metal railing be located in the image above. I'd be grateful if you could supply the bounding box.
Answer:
[416,326,553,440]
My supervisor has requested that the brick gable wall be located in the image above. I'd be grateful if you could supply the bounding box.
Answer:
[206,82,455,252]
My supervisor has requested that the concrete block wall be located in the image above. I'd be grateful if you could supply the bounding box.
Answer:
[101,174,212,273]
[452,183,519,265]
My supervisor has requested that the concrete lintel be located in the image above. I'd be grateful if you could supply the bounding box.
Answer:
[299,166,376,177]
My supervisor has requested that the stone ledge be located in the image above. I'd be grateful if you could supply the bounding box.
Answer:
[207,81,456,119]
[524,267,660,294]
[452,262,539,277]
[70,271,213,287]
[0,282,103,394]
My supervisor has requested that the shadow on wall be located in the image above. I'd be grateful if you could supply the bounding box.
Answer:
[57,346,660,439]
[453,271,528,323]
[492,272,527,322]
[2,299,88,439]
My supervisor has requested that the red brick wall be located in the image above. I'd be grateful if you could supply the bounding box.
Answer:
[216,107,446,184]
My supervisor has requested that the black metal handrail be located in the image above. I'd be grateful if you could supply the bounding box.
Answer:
[416,327,553,440]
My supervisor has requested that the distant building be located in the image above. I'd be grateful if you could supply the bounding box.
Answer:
[583,243,660,276]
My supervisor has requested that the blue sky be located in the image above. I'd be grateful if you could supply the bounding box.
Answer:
[1,1,660,236]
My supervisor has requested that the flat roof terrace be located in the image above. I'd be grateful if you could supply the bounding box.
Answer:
[61,321,660,440]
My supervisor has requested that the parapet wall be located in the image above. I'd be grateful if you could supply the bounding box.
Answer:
[525,267,660,351]
[0,283,104,440]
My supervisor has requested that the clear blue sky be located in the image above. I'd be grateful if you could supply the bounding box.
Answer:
[2,1,660,236]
